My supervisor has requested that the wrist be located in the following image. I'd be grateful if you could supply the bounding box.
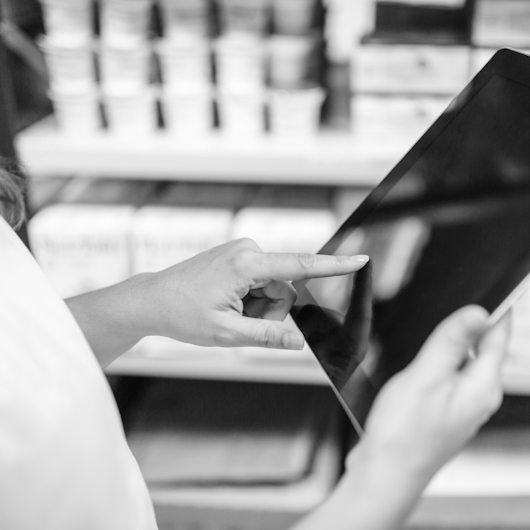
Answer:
[345,436,434,492]
[335,437,434,530]
[124,272,159,339]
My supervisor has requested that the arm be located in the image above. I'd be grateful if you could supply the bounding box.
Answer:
[66,238,369,368]
[290,305,510,530]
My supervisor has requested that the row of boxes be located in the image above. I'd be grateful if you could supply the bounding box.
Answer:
[49,84,324,135]
[41,35,322,93]
[39,0,325,135]
[28,178,339,298]
[349,44,530,141]
[39,0,322,44]
[349,0,530,141]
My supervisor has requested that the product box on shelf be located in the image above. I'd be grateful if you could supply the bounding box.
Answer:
[155,36,212,88]
[351,36,470,95]
[158,0,212,39]
[230,207,336,254]
[99,0,153,46]
[217,0,270,36]
[269,34,323,90]
[38,34,96,91]
[98,39,154,92]
[38,0,94,41]
[130,181,251,274]
[235,185,336,251]
[28,178,156,298]
[160,84,214,134]
[269,87,325,136]
[471,0,530,47]
[271,0,320,36]
[102,85,159,134]
[350,93,452,141]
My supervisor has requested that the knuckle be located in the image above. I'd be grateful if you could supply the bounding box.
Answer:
[296,253,316,272]
[233,237,259,250]
[254,322,278,348]
[231,248,257,274]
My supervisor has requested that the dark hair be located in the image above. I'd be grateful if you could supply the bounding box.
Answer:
[0,160,26,230]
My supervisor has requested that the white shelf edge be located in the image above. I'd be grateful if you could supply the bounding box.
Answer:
[105,355,328,385]
[105,348,530,393]
[16,117,413,186]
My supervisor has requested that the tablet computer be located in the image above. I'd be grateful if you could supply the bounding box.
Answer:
[291,49,530,435]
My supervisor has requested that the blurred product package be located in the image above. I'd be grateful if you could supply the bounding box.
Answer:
[29,178,156,297]
[351,37,470,95]
[269,87,324,136]
[38,0,94,41]
[351,93,452,141]
[100,0,153,46]
[269,34,322,89]
[102,85,158,134]
[231,207,336,254]
[471,0,530,47]
[160,84,214,134]
[47,84,102,132]
[230,185,336,253]
[214,35,266,90]
[216,87,266,134]
[156,36,212,88]
[158,0,212,39]
[124,379,341,530]
[38,34,96,91]
[217,0,270,36]
[98,39,154,92]
[271,0,319,36]
[130,181,249,274]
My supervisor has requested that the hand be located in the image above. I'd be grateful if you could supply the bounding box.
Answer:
[134,238,369,350]
[349,305,510,483]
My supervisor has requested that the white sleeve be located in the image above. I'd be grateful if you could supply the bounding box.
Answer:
[0,218,158,530]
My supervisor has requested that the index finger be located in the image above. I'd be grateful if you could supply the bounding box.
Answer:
[256,252,370,282]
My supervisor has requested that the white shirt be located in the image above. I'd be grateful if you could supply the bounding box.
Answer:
[0,218,157,529]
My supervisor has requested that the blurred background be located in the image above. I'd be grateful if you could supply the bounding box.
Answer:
[1,0,530,528]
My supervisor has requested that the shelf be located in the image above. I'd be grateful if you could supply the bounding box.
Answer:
[15,117,412,186]
[105,338,328,385]
[105,338,530,393]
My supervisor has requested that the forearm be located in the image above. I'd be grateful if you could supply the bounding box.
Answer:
[290,440,431,530]
[65,274,150,368]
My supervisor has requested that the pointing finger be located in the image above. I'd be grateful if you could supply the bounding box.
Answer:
[254,253,369,284]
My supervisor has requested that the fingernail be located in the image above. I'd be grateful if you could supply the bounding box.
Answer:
[353,255,369,263]
[282,333,304,350]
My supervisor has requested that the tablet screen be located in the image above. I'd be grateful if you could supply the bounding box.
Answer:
[291,69,530,432]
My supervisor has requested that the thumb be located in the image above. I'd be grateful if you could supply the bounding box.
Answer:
[217,315,305,350]
[412,305,489,376]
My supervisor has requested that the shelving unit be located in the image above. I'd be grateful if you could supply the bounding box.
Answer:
[15,116,412,186]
